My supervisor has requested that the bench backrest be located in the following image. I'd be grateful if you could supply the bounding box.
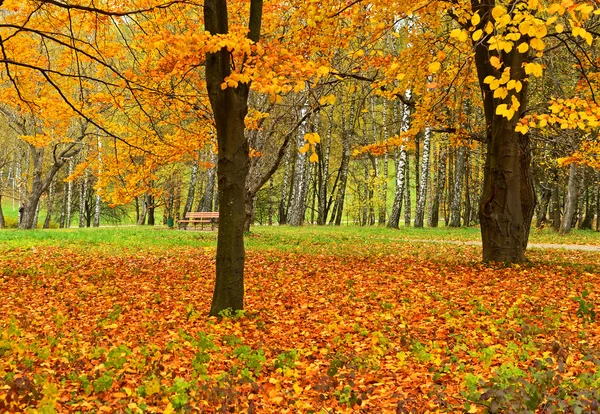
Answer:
[185,212,219,219]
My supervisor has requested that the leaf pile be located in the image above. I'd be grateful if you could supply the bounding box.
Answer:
[1,244,599,412]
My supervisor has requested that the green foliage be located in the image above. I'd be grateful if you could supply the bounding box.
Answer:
[573,290,596,324]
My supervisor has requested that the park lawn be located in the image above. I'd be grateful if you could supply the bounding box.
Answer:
[0,226,599,412]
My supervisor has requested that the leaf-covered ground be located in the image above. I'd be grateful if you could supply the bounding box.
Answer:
[1,232,599,413]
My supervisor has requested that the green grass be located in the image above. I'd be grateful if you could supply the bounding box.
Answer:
[0,223,597,255]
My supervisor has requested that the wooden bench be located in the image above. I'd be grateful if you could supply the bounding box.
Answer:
[178,212,219,230]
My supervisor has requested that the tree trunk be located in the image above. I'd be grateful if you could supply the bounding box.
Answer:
[205,0,262,315]
[560,163,579,234]
[449,146,465,227]
[463,149,471,226]
[183,158,199,218]
[147,194,155,226]
[43,178,56,229]
[79,172,88,228]
[279,147,292,225]
[288,102,311,226]
[0,195,4,229]
[387,98,410,228]
[65,158,74,228]
[551,179,561,231]
[199,157,217,212]
[268,178,274,226]
[137,196,147,225]
[19,145,69,230]
[470,2,536,263]
[317,109,332,225]
[535,181,552,228]
[331,101,354,226]
[404,153,411,226]
[414,126,431,228]
[428,148,447,228]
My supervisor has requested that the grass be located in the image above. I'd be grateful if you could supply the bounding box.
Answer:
[0,223,598,252]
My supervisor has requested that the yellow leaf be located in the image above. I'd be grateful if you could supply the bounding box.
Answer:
[496,104,508,116]
[517,42,529,53]
[484,75,495,84]
[515,124,529,134]
[485,21,494,34]
[309,152,319,163]
[471,12,481,26]
[490,56,502,69]
[492,5,506,20]
[493,87,508,99]
[428,61,441,73]
[535,25,547,38]
[472,29,483,41]
[530,37,545,51]
[299,143,310,153]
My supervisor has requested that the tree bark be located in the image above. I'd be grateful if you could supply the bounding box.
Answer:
[43,177,56,229]
[470,2,535,262]
[414,126,431,228]
[387,99,410,228]
[20,144,76,230]
[183,158,199,218]
[79,171,88,228]
[65,158,74,228]
[535,181,552,228]
[205,0,263,315]
[559,163,579,234]
[428,148,447,228]
[278,147,291,224]
[449,146,465,227]
[0,195,4,229]
[199,159,217,212]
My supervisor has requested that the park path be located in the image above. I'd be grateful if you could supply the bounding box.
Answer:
[413,239,600,252]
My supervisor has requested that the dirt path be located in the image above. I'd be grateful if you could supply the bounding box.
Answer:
[414,239,600,252]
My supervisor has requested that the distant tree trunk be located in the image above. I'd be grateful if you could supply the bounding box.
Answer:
[463,149,471,226]
[404,154,411,226]
[20,145,73,230]
[551,179,561,231]
[94,136,102,227]
[147,194,155,226]
[449,146,465,227]
[378,100,389,225]
[331,102,353,226]
[428,148,447,228]
[199,159,216,212]
[414,126,431,228]
[535,181,552,228]
[580,185,594,230]
[183,158,199,218]
[288,104,310,226]
[65,158,74,228]
[560,163,579,234]
[596,183,599,231]
[93,194,101,227]
[79,172,88,228]
[0,195,4,228]
[59,185,67,228]
[268,178,274,225]
[44,178,56,229]
[279,147,292,225]
[317,109,332,225]
[137,196,147,225]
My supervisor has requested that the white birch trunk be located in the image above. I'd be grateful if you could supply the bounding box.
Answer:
[65,158,74,228]
[414,126,432,227]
